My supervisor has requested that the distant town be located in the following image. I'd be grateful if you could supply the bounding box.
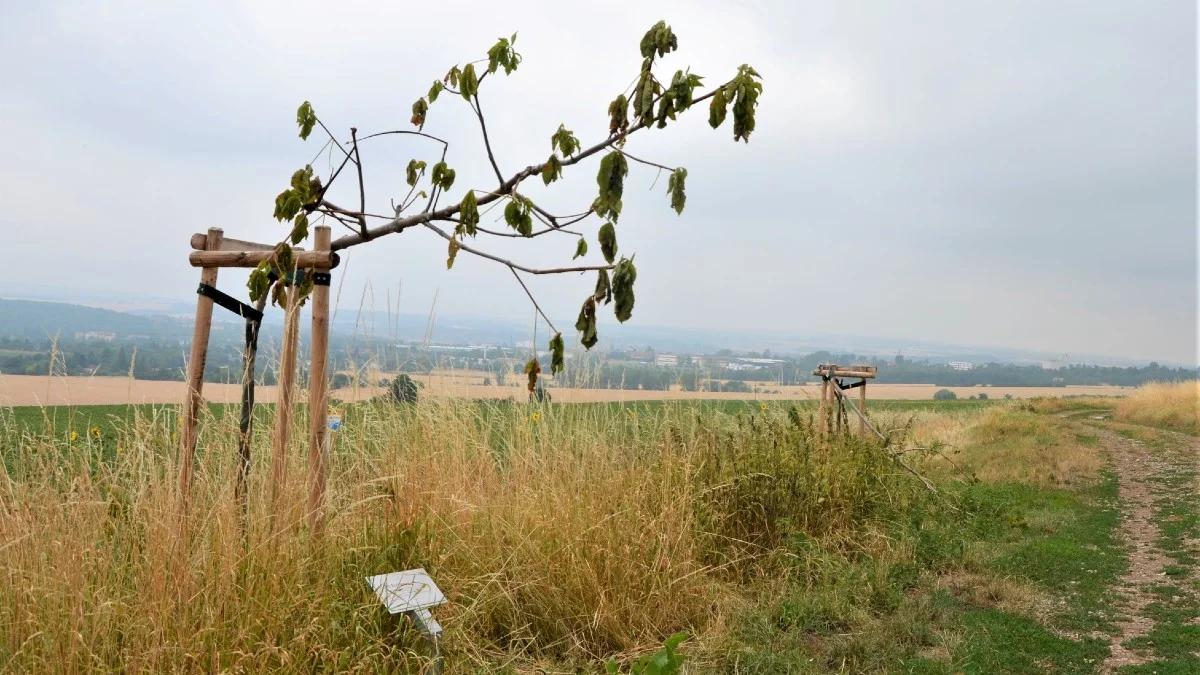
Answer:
[1,298,1194,390]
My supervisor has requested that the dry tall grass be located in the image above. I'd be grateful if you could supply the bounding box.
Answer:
[1113,380,1199,435]
[0,401,927,672]
[884,405,1104,486]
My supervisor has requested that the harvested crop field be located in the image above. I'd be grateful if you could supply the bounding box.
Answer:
[0,372,1134,406]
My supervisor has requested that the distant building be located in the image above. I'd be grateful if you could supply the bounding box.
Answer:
[75,331,116,342]
[734,357,785,366]
[948,361,972,371]
[655,353,678,367]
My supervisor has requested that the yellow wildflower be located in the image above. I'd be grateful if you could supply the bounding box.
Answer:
[69,430,78,443]
[530,411,542,424]
[90,426,102,439]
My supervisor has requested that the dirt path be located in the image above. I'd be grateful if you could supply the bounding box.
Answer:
[1094,424,1200,673]
[1094,426,1172,672]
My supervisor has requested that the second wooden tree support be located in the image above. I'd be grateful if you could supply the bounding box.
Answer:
[306,226,332,534]
[270,283,301,528]
[812,364,877,436]
[178,227,223,523]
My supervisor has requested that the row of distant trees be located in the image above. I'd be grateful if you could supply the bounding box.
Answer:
[1,336,1194,389]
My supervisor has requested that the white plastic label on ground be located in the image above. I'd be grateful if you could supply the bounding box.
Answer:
[365,568,446,614]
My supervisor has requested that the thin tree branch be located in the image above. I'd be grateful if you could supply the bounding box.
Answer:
[618,149,677,173]
[350,127,367,236]
[471,94,505,186]
[355,129,449,149]
[316,117,353,161]
[474,223,582,238]
[319,200,394,221]
[329,78,734,251]
[509,267,558,335]
[422,222,613,275]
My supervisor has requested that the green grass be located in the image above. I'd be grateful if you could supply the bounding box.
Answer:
[987,473,1124,633]
[0,398,1175,672]
[0,397,997,433]
[712,468,1125,672]
[1116,429,1200,673]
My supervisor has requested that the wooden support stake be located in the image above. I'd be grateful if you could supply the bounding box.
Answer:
[816,376,825,434]
[307,226,332,534]
[269,283,302,524]
[858,379,867,436]
[818,376,830,435]
[178,227,223,519]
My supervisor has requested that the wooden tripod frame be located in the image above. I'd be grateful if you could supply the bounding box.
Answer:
[813,364,877,435]
[177,226,338,535]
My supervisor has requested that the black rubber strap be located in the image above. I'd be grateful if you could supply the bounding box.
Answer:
[312,272,332,287]
[197,283,263,323]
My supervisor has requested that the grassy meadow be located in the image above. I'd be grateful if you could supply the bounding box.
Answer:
[0,383,1196,672]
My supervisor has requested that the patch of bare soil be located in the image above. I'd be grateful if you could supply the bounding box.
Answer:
[1095,426,1175,673]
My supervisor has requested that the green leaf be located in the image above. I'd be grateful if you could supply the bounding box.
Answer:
[428,80,443,103]
[607,94,629,135]
[431,161,456,190]
[271,281,288,308]
[575,297,598,349]
[289,165,316,195]
[541,154,563,185]
[655,95,676,129]
[289,212,309,245]
[612,257,637,322]
[639,21,678,59]
[573,237,588,260]
[730,64,763,142]
[669,69,702,110]
[273,166,315,223]
[549,332,564,375]
[486,35,522,75]
[667,168,687,214]
[634,72,661,125]
[411,97,428,129]
[593,151,628,222]
[296,101,317,141]
[446,237,459,269]
[504,195,533,236]
[406,159,427,187]
[247,263,271,302]
[273,243,294,274]
[598,222,617,263]
[708,86,728,129]
[551,124,580,156]
[593,268,611,304]
[459,191,479,236]
[296,272,315,305]
[444,65,461,87]
[273,189,302,221]
[459,63,479,100]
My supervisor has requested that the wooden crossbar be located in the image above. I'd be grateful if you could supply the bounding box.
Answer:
[812,364,877,379]
[189,250,338,269]
[189,233,302,252]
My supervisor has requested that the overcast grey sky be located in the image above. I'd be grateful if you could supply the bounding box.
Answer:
[1,1,1195,364]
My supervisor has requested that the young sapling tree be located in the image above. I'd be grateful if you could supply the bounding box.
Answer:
[256,21,763,393]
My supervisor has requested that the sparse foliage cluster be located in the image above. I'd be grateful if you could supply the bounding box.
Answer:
[257,21,762,393]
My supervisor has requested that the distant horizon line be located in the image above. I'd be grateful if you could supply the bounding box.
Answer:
[1,292,1195,370]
